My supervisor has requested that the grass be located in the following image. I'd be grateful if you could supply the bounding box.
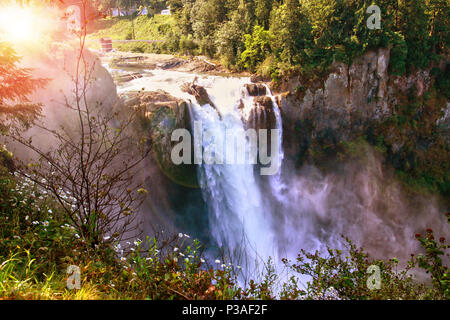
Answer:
[87,15,177,53]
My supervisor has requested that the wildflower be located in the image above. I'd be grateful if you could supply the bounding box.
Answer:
[120,257,127,262]
[200,258,205,263]
[439,237,445,243]
[426,228,433,233]
[237,266,242,269]
[184,234,190,238]
[42,221,49,227]
[179,253,185,257]
[104,236,111,241]
[32,221,39,225]
[48,209,53,214]
[221,264,226,268]
[173,247,179,252]
[178,233,183,238]
[25,216,29,221]
[215,259,220,264]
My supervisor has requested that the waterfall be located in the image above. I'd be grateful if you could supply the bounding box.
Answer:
[118,69,287,276]
[111,63,448,292]
[188,80,286,277]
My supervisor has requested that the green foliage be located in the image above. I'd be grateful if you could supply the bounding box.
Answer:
[239,25,271,72]
[282,234,449,300]
[215,11,245,69]
[397,0,432,72]
[190,0,227,56]
[412,229,450,299]
[0,43,46,131]
[389,32,408,76]
[269,0,311,66]
[91,0,449,77]
[88,15,177,54]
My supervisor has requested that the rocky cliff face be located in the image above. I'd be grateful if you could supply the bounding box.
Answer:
[273,48,448,198]
[121,90,198,188]
[276,48,391,157]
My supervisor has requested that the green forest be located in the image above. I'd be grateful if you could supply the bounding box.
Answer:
[93,0,449,80]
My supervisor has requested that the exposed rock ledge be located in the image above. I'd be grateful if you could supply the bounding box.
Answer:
[275,47,449,178]
[121,90,198,188]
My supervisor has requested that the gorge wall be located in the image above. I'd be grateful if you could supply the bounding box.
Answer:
[275,48,449,206]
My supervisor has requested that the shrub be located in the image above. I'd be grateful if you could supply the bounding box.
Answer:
[239,25,272,73]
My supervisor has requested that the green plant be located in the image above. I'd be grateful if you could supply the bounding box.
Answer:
[282,236,430,300]
[239,25,272,73]
[411,228,449,299]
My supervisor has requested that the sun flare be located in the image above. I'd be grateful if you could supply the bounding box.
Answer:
[0,5,47,43]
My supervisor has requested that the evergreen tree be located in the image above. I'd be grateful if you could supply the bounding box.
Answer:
[398,0,432,71]
[254,0,274,29]
[0,44,46,132]
[426,0,450,55]
[270,0,311,65]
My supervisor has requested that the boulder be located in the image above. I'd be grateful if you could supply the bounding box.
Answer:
[245,83,267,96]
[247,96,276,132]
[182,83,212,106]
[181,83,222,119]
[121,90,198,188]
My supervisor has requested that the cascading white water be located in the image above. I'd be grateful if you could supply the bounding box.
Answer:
[120,70,286,275]
[263,84,288,203]
[191,83,282,274]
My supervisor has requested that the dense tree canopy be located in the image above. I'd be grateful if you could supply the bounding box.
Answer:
[144,0,449,78]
